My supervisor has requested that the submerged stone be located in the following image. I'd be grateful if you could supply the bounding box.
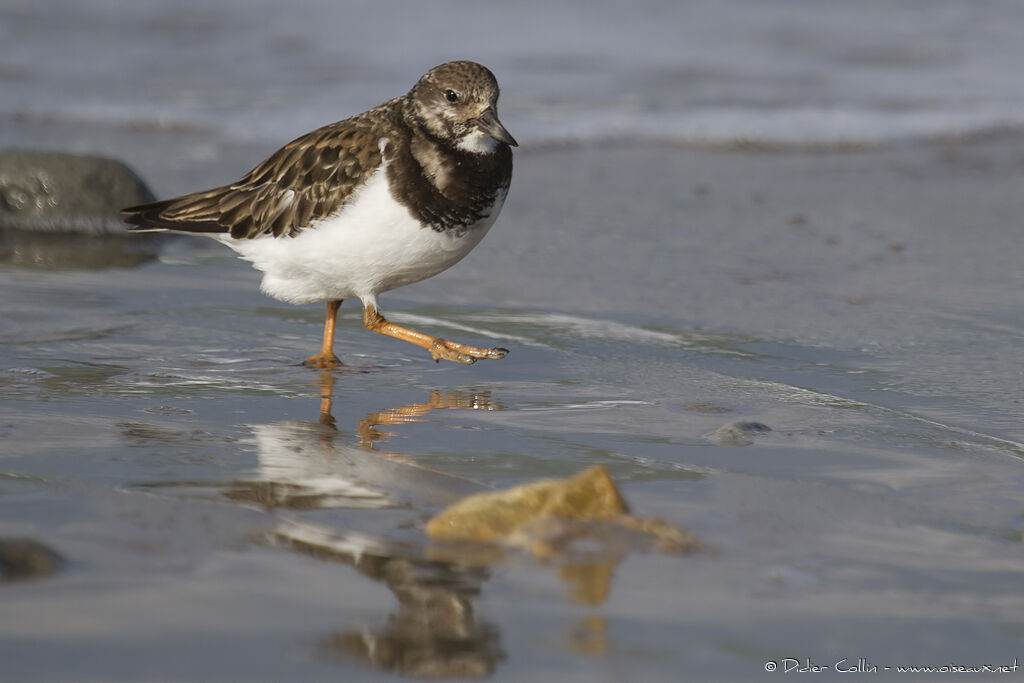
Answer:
[711,421,772,446]
[425,465,629,543]
[426,465,702,564]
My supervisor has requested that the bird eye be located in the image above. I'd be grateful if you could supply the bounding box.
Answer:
[444,89,459,103]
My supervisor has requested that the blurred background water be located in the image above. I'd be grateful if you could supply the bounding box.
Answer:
[5,0,1024,149]
[2,2,1024,681]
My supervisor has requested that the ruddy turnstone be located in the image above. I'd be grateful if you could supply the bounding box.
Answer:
[122,60,516,367]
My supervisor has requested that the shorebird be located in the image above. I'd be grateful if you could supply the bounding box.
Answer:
[123,60,515,368]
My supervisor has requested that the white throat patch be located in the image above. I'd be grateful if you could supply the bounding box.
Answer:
[456,128,500,154]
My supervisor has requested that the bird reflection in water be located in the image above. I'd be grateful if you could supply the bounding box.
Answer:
[125,368,500,511]
[269,369,506,677]
[221,369,500,511]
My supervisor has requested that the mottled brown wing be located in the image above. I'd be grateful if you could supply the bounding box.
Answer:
[122,119,384,239]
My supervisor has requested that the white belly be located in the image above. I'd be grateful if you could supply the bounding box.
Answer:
[213,166,504,307]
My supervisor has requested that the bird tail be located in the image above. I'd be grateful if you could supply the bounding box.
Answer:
[121,193,231,234]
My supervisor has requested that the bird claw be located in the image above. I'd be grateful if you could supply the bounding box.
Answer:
[429,340,509,364]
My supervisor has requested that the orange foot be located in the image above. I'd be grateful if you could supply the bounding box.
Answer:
[428,339,509,365]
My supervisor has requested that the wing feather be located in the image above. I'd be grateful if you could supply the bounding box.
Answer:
[122,113,387,239]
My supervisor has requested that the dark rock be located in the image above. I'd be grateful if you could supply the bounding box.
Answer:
[0,537,64,581]
[0,149,168,268]
[0,149,154,233]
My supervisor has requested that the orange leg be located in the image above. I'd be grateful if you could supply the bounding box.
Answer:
[315,369,336,426]
[362,303,508,365]
[304,299,343,368]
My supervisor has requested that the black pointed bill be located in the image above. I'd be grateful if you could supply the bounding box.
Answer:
[474,108,518,147]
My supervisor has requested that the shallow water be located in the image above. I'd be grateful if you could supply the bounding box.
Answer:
[4,132,1024,680]
[4,2,1024,680]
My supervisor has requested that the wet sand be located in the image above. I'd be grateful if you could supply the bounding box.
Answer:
[2,124,1024,681]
